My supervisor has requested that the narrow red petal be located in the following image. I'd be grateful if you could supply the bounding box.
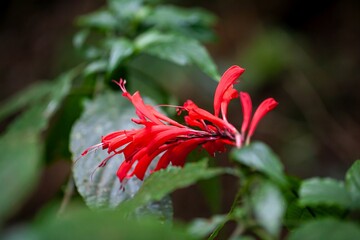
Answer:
[239,92,252,135]
[220,87,239,122]
[128,147,166,180]
[116,160,133,182]
[146,128,196,155]
[247,98,278,140]
[131,92,163,124]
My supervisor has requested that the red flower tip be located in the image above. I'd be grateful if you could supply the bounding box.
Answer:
[246,98,278,143]
[214,65,245,118]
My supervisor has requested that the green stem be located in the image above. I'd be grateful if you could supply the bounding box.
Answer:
[57,175,75,216]
[208,188,243,240]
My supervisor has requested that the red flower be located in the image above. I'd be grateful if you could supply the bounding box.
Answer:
[80,65,278,183]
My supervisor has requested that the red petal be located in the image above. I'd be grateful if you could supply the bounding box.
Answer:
[247,98,278,140]
[169,138,204,167]
[184,100,239,138]
[214,65,245,117]
[116,160,133,182]
[239,92,252,135]
[146,127,196,155]
[128,147,166,180]
[202,139,227,156]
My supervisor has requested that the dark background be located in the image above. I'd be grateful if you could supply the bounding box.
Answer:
[1,0,359,223]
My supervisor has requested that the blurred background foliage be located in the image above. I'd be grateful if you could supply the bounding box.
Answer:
[0,0,359,238]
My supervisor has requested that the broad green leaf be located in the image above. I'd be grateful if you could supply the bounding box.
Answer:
[0,129,41,223]
[288,218,360,240]
[299,178,352,208]
[70,92,172,218]
[32,209,196,240]
[145,6,216,41]
[109,0,143,19]
[135,31,220,80]
[107,38,134,73]
[252,181,286,237]
[345,160,360,209]
[187,215,228,238]
[147,5,216,27]
[231,142,287,187]
[119,161,227,213]
[77,10,118,30]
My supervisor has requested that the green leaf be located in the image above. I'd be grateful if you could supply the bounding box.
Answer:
[299,178,352,208]
[73,29,90,49]
[83,60,107,76]
[187,215,228,238]
[288,218,360,240]
[145,6,216,41]
[231,142,287,187]
[108,38,134,73]
[345,160,360,209]
[135,31,220,80]
[147,6,216,28]
[109,0,143,19]
[0,69,76,224]
[0,129,41,223]
[252,181,286,237]
[33,209,196,240]
[77,10,118,30]
[0,82,53,123]
[119,161,227,213]
[2,69,75,134]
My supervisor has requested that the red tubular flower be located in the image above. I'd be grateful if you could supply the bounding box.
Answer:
[80,66,278,184]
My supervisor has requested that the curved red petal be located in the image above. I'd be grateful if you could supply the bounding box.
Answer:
[117,160,133,182]
[247,98,278,140]
[214,65,245,117]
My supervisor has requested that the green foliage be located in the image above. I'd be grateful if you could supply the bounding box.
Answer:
[119,161,227,214]
[187,215,228,238]
[288,218,360,240]
[3,209,196,240]
[231,141,288,187]
[345,160,360,209]
[251,181,286,237]
[74,0,219,81]
[135,30,220,80]
[299,160,360,210]
[0,70,77,224]
[299,178,352,208]
[0,129,41,224]
[1,1,360,239]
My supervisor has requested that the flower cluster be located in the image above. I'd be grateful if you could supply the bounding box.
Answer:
[81,66,278,183]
